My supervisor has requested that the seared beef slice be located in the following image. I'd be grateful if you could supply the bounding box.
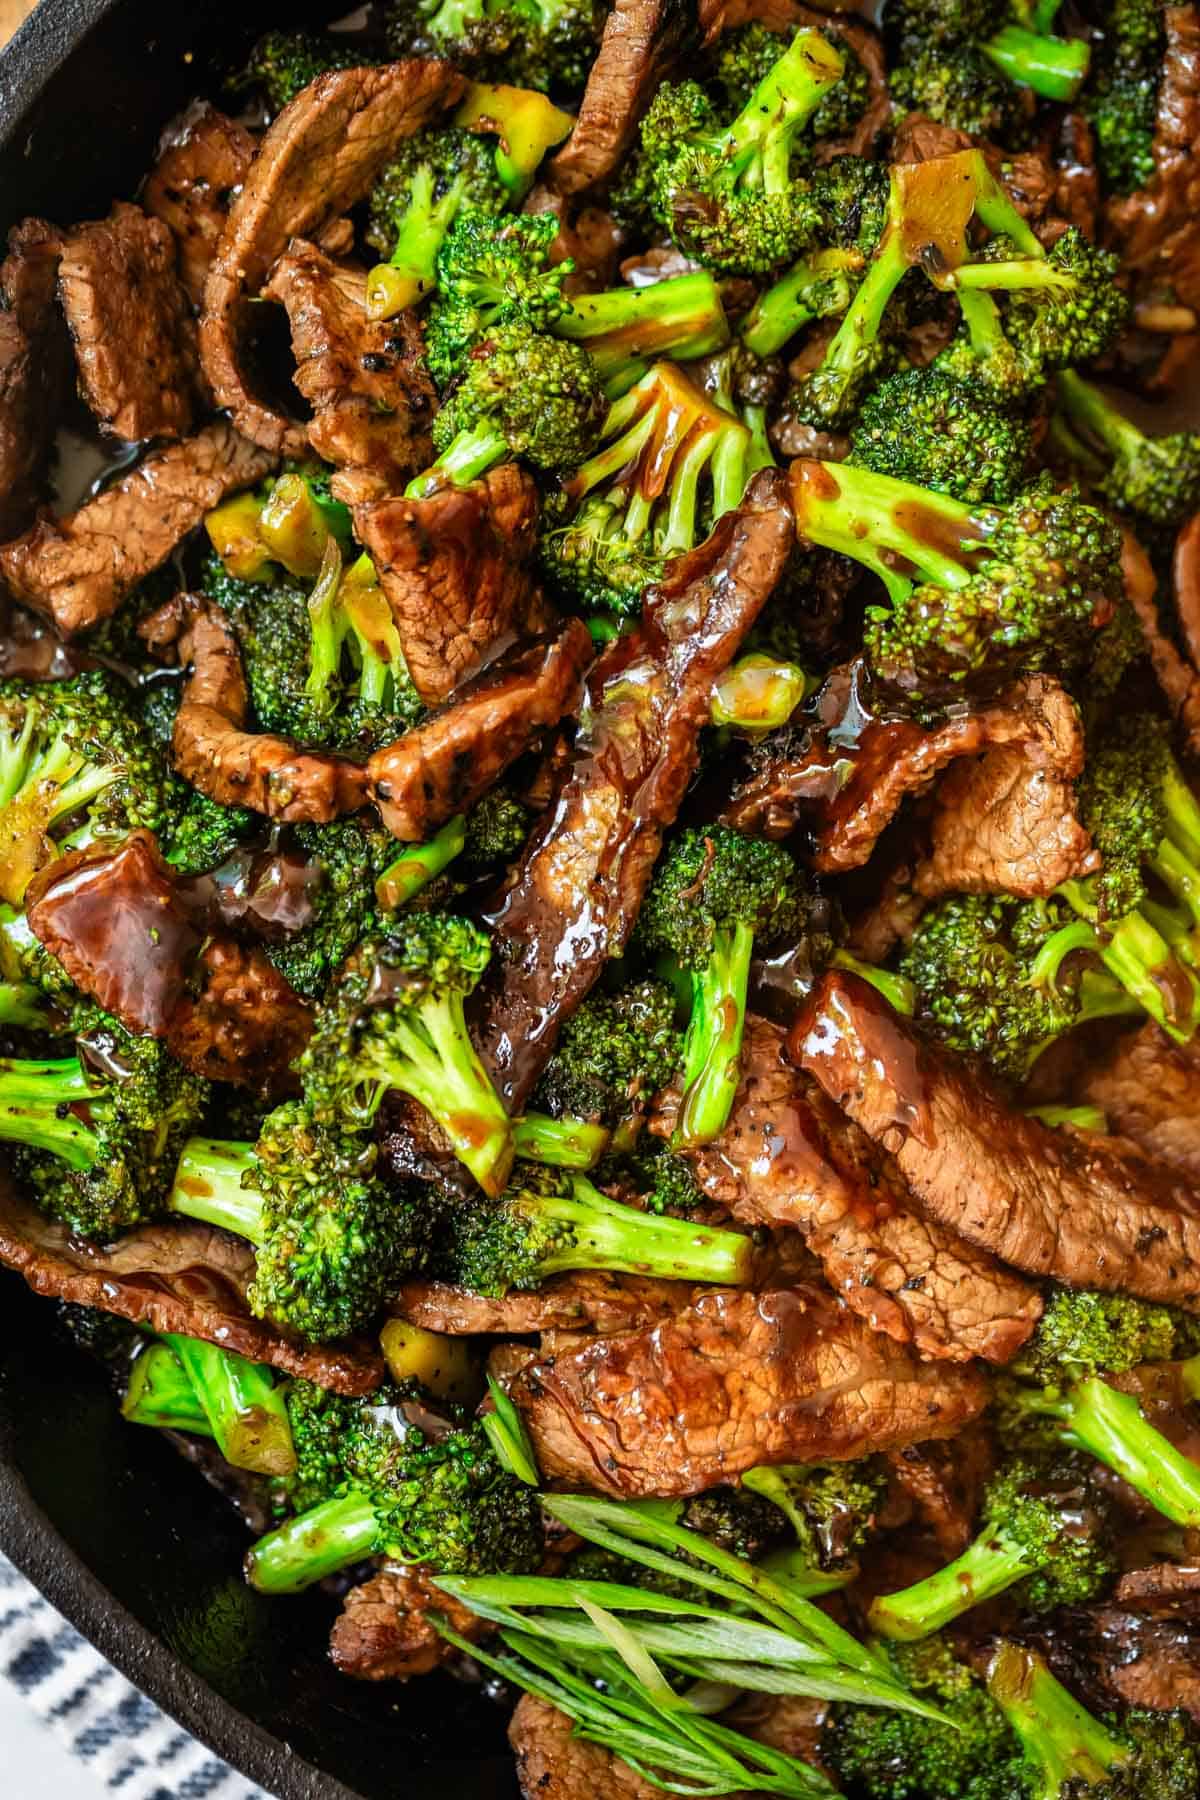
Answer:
[509,1282,987,1495]
[794,970,1200,1310]
[144,102,258,307]
[57,202,202,441]
[0,219,70,540]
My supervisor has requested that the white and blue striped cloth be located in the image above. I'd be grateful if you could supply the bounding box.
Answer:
[0,1556,270,1800]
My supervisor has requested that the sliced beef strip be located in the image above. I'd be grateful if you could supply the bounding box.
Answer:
[792,969,1200,1311]
[511,1281,988,1497]
[1122,529,1200,756]
[547,0,692,197]
[914,681,1095,898]
[26,832,311,1094]
[477,470,796,1112]
[0,218,70,541]
[330,1563,485,1680]
[1105,5,1200,314]
[1077,1022,1200,1178]
[679,1015,1041,1364]
[0,422,274,638]
[262,241,436,490]
[884,1425,994,1556]
[390,1271,720,1337]
[0,1185,382,1393]
[509,1695,664,1800]
[725,669,1088,893]
[143,102,258,308]
[366,620,593,839]
[200,60,463,457]
[1048,1604,1200,1720]
[353,464,552,706]
[141,592,368,822]
[1174,510,1200,671]
[56,202,202,442]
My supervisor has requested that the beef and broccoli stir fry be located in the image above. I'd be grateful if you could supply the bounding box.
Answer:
[3,0,1200,1790]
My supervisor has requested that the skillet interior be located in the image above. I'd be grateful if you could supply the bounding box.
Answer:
[0,3,517,1792]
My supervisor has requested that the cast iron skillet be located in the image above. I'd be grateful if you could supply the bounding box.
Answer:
[0,4,517,1792]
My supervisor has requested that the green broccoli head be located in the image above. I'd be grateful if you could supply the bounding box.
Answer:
[461,786,533,871]
[231,29,369,113]
[8,1017,208,1240]
[425,210,570,391]
[163,790,256,878]
[1012,1286,1200,1388]
[264,820,391,1003]
[1082,0,1165,195]
[431,321,606,474]
[984,1454,1119,1612]
[708,22,871,151]
[890,44,1031,140]
[1003,229,1130,372]
[635,29,845,275]
[1058,370,1200,532]
[741,1459,888,1571]
[0,672,180,906]
[1075,713,1173,921]
[277,1377,355,1516]
[366,127,509,265]
[827,1633,1018,1799]
[850,367,1034,506]
[637,826,823,973]
[535,980,683,1128]
[384,0,604,93]
[337,1388,544,1574]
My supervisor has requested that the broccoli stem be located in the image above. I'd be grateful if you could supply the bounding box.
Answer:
[166,1137,266,1241]
[1025,1104,1109,1132]
[121,1343,213,1435]
[807,232,910,425]
[512,1113,611,1170]
[982,23,1090,101]
[722,29,846,194]
[246,1490,380,1594]
[829,950,916,1016]
[1056,882,1200,1043]
[0,1057,104,1168]
[791,457,981,605]
[554,272,731,396]
[674,922,755,1149]
[375,816,467,912]
[1012,1376,1200,1527]
[360,994,515,1196]
[164,1333,297,1478]
[868,1527,1035,1640]
[739,251,858,358]
[526,1176,754,1285]
[406,420,509,498]
[374,166,468,317]
[1056,370,1154,475]
[303,537,348,726]
[1150,837,1200,930]
[986,1642,1128,1799]
[0,982,49,1029]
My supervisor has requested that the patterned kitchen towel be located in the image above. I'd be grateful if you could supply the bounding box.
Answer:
[0,1555,272,1800]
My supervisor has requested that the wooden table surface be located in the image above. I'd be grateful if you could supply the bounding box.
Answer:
[1,0,39,46]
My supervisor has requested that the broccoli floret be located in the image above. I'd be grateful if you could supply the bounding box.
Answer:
[885,0,1091,112]
[633,28,846,275]
[262,819,390,1003]
[849,368,1033,506]
[247,1382,543,1593]
[0,673,179,907]
[869,1453,1117,1640]
[741,1459,887,1571]
[365,88,573,316]
[1081,0,1165,196]
[207,548,423,754]
[827,1634,1019,1799]
[900,894,1142,1083]
[987,1640,1200,1800]
[166,1102,422,1339]
[277,1376,354,1516]
[299,914,514,1196]
[791,460,1123,708]
[412,321,606,492]
[708,22,872,153]
[461,786,533,869]
[1056,370,1200,530]
[538,360,755,619]
[995,1286,1200,1528]
[433,1163,753,1295]
[427,210,730,398]
[534,979,682,1132]
[0,1020,208,1239]
[595,1138,706,1216]
[163,790,256,878]
[636,826,833,1146]
[891,43,1033,139]
[231,28,369,113]
[384,0,604,94]
[680,1487,792,1561]
[373,790,534,915]
[979,230,1131,372]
